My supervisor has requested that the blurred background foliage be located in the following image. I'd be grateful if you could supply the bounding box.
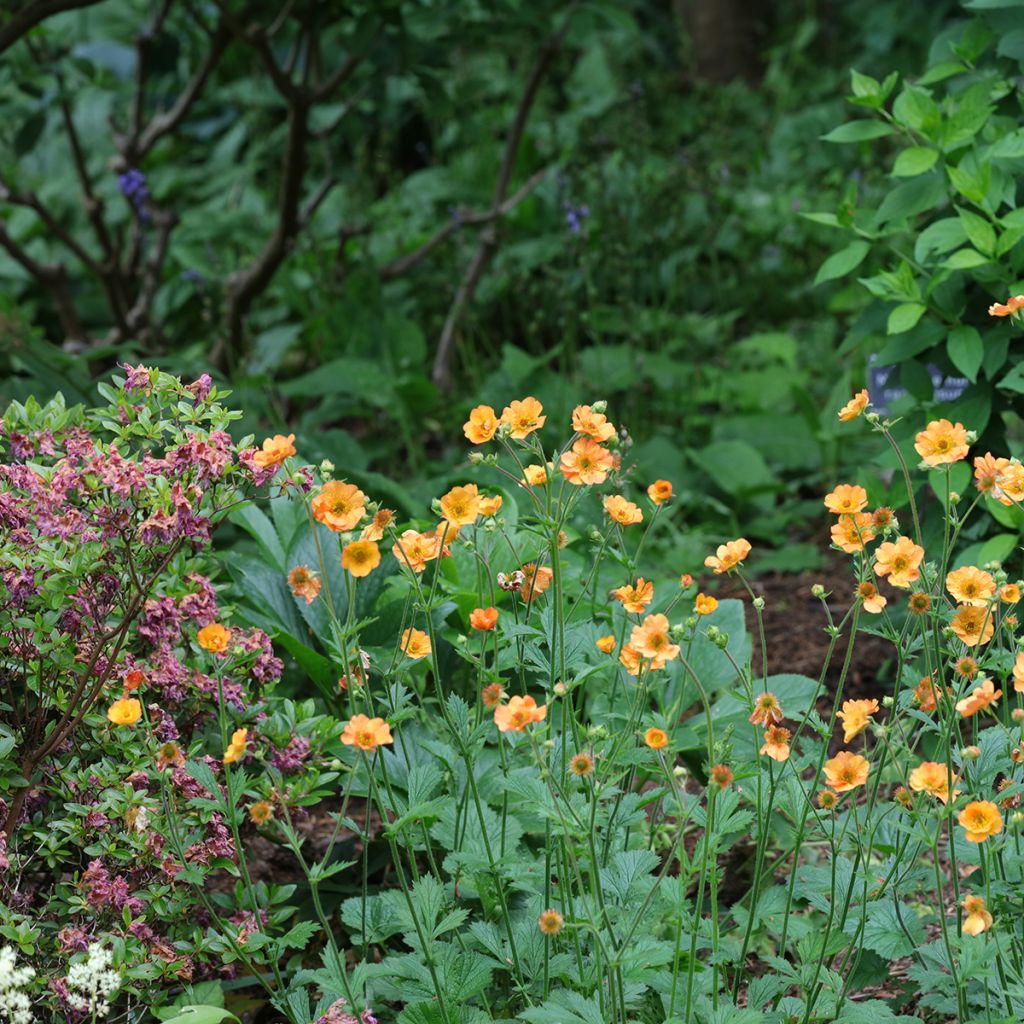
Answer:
[8,0,1023,571]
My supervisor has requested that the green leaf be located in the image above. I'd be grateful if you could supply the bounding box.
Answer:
[947,326,984,383]
[815,240,871,285]
[887,303,927,334]
[892,147,938,177]
[230,502,286,573]
[692,440,773,495]
[944,248,990,269]
[998,361,1024,394]
[160,1008,239,1024]
[957,207,996,254]
[821,121,893,143]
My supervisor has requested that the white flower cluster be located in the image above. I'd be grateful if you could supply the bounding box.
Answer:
[0,946,35,1024]
[66,943,121,1019]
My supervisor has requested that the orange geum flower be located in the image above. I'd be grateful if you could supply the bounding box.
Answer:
[710,764,734,789]
[570,753,595,777]
[823,484,868,515]
[760,726,791,762]
[695,593,718,615]
[1000,582,1021,603]
[312,481,367,532]
[962,894,993,936]
[469,607,499,631]
[973,453,1009,495]
[908,760,961,805]
[595,634,616,654]
[392,529,439,573]
[908,591,931,615]
[831,513,876,553]
[912,675,947,713]
[223,728,248,765]
[838,389,869,421]
[463,404,499,444]
[619,644,642,675]
[249,801,274,825]
[946,566,996,606]
[644,727,669,750]
[612,578,654,613]
[123,670,145,691]
[837,698,879,743]
[824,750,870,792]
[818,789,838,810]
[538,909,564,935]
[253,433,296,468]
[704,538,751,574]
[342,539,381,578]
[855,581,886,614]
[958,800,1003,843]
[107,697,142,726]
[501,397,546,439]
[872,506,895,530]
[341,714,393,751]
[440,483,481,525]
[494,694,547,732]
[288,565,321,604]
[523,464,549,487]
[400,628,432,660]
[873,536,924,589]
[361,507,396,541]
[1012,652,1024,693]
[749,691,784,726]
[521,562,554,600]
[950,605,995,648]
[914,419,969,466]
[560,437,614,486]
[987,294,1024,317]
[956,676,1001,716]
[197,623,231,653]
[604,495,643,526]
[954,656,978,679]
[629,613,680,669]
[481,682,506,707]
[156,741,185,770]
[647,479,673,505]
[995,461,1024,505]
[572,404,616,442]
[478,495,503,516]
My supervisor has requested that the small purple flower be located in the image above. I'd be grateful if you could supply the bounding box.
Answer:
[118,167,151,223]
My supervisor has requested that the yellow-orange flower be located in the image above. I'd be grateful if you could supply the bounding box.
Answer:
[956,676,1001,716]
[400,628,432,660]
[595,634,616,654]
[249,801,274,824]
[908,591,932,615]
[360,507,395,541]
[572,404,615,442]
[612,578,653,613]
[988,294,1024,317]
[1000,582,1021,603]
[107,697,142,726]
[760,725,791,762]
[962,894,993,935]
[749,691,784,726]
[946,566,996,607]
[873,536,924,589]
[392,529,439,573]
[974,452,1009,495]
[494,694,547,732]
[694,593,718,615]
[288,565,321,604]
[914,419,969,466]
[341,714,393,750]
[838,389,869,421]
[604,495,643,526]
[523,464,549,487]
[560,437,614,486]
[823,484,868,515]
[501,397,545,439]
[705,538,751,574]
[521,563,553,600]
[469,607,499,631]
[481,682,506,707]
[823,750,870,792]
[223,727,247,765]
[958,800,1003,843]
[908,761,961,805]
[996,461,1024,505]
[538,908,564,935]
[647,479,673,505]
[619,644,642,675]
[312,481,367,532]
[478,495,503,516]
[710,764,734,789]
[1013,652,1024,693]
[629,614,680,669]
[950,606,995,648]
[644,727,669,750]
[463,404,499,444]
[831,513,876,553]
[342,540,381,577]
[253,433,296,468]
[198,623,231,653]
[837,698,879,743]
[439,483,480,526]
[855,581,886,614]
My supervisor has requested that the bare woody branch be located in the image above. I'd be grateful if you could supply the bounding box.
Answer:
[0,0,105,56]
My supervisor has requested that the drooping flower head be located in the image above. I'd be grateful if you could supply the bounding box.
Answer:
[855,581,886,613]
[705,538,751,574]
[838,389,869,421]
[223,727,248,765]
[987,294,1024,317]
[494,694,547,732]
[962,894,993,935]
[463,405,499,444]
[288,565,321,604]
[749,692,783,726]
[612,578,653,613]
[908,761,960,805]
[956,676,1001,716]
[760,726,791,762]
[837,698,879,743]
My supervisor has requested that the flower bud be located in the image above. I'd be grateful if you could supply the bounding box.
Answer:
[591,400,608,413]
[1012,708,1024,722]
[1012,811,1024,829]
[811,584,826,599]
[705,626,721,642]
[962,745,981,760]
[752,596,765,611]
[670,624,687,641]
[882,695,894,708]
[543,739,555,750]
[468,451,484,464]
[673,765,687,778]
[320,459,335,477]
[714,631,730,650]
[553,681,567,696]
[587,724,608,742]
[865,411,880,424]
[949,491,961,504]
[329,758,343,770]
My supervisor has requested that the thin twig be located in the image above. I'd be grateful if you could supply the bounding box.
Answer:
[0,0,104,56]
